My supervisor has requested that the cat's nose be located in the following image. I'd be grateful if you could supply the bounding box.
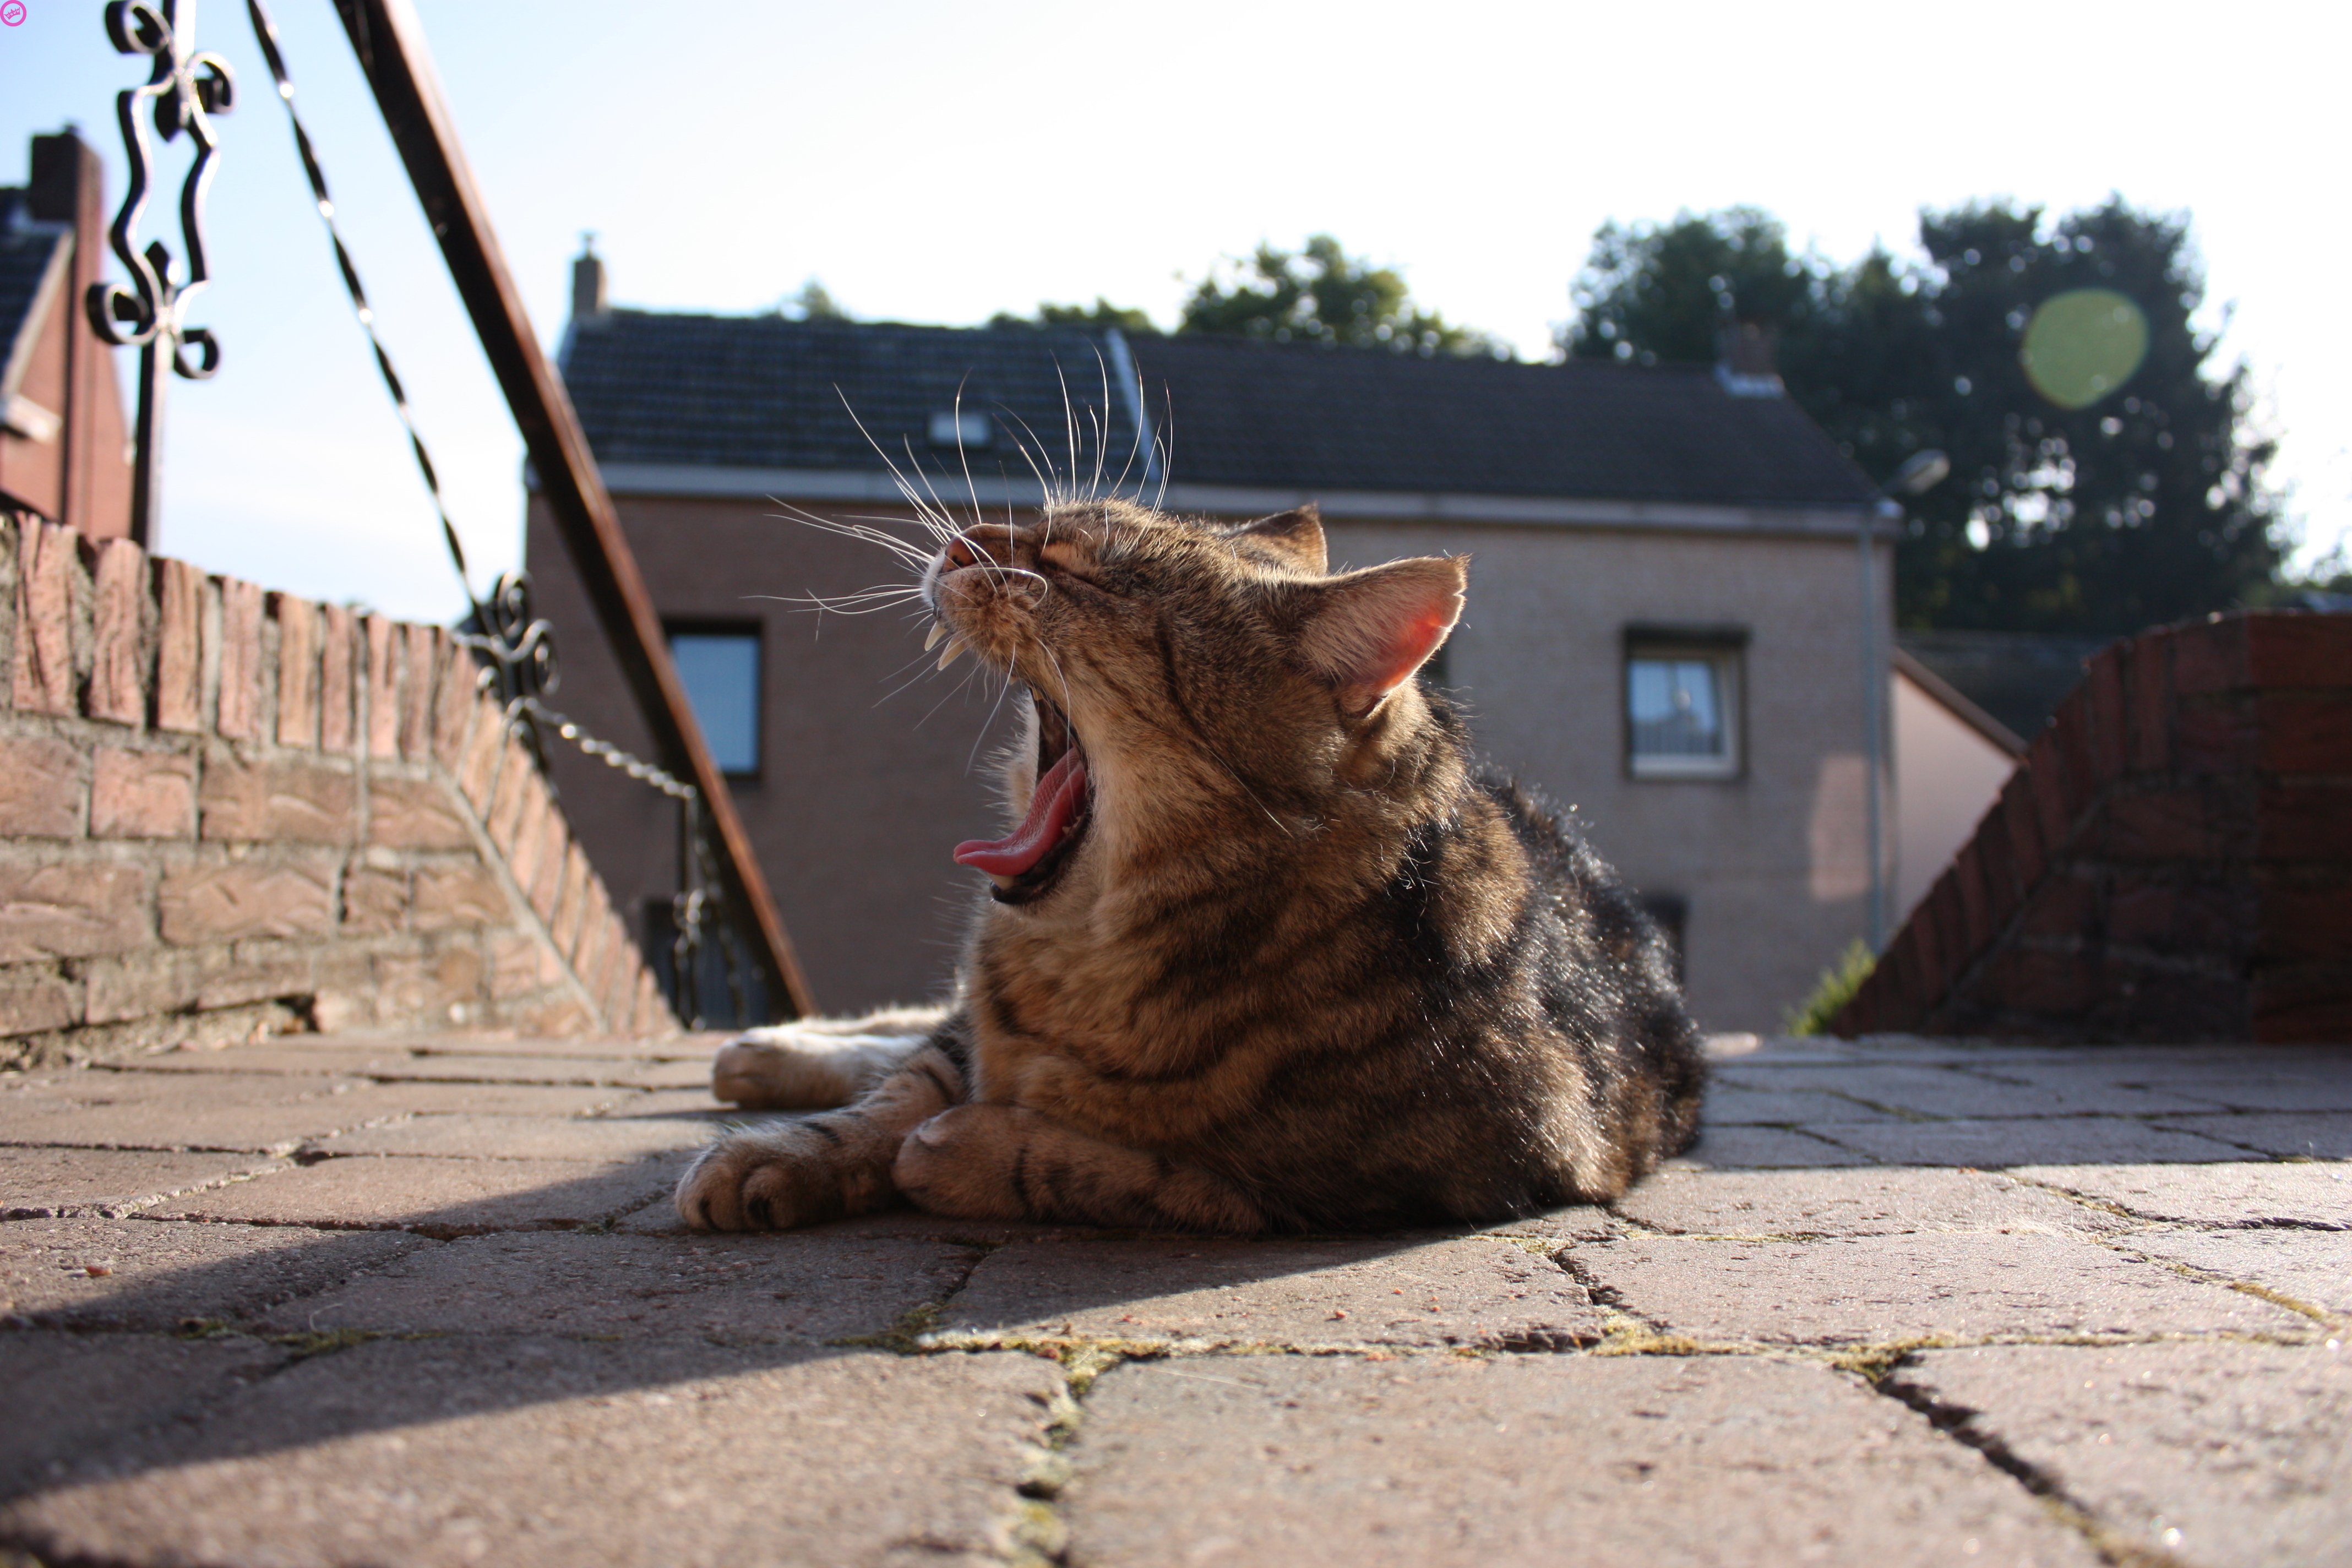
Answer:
[944,527,1019,569]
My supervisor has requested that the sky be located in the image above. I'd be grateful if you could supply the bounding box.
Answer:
[2,1,2346,624]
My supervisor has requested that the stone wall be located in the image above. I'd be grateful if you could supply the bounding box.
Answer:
[1835,611,2352,1042]
[0,513,677,1068]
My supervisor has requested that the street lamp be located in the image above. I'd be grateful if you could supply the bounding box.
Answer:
[1862,449,1949,951]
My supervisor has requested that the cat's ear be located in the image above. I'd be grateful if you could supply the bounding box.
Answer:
[1232,504,1327,571]
[1297,556,1466,718]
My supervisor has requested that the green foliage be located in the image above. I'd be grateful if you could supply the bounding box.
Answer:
[1562,207,1817,366]
[990,297,1161,335]
[1179,233,1502,357]
[781,278,846,321]
[1565,202,2284,636]
[1785,939,1877,1037]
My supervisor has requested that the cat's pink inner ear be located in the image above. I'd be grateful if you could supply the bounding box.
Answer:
[1300,557,1467,717]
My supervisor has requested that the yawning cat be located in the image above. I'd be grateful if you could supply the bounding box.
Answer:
[676,498,1704,1232]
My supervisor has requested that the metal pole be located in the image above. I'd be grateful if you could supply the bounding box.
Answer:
[331,0,814,1020]
[1860,503,1887,951]
[129,337,167,547]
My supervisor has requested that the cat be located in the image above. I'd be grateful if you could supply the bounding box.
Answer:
[675,498,1705,1233]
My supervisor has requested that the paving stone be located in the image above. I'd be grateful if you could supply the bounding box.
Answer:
[0,1216,427,1327]
[1473,1204,1620,1242]
[1614,1167,2127,1238]
[263,1230,979,1342]
[1718,1061,2214,1119]
[1815,1116,2253,1167]
[342,1080,632,1118]
[2,1147,284,1218]
[1663,1123,1876,1169]
[314,1111,720,1162]
[399,1033,718,1062]
[2147,1111,2352,1160]
[629,1056,726,1089]
[1893,1342,2352,1568]
[1582,1231,2306,1343]
[148,1153,687,1237]
[941,1234,1602,1349]
[596,1085,743,1119]
[0,1069,386,1152]
[2111,1227,2352,1317]
[2106,1063,2352,1113]
[1060,1353,2102,1567]
[107,1041,415,1077]
[354,1052,660,1086]
[1698,1082,1905,1125]
[0,1339,1060,1568]
[2011,1161,2352,1228]
[1915,1059,2264,1115]
[0,1331,286,1500]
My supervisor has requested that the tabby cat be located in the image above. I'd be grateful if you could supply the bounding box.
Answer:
[676,498,1704,1233]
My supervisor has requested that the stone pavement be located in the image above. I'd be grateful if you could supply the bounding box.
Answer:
[2,1031,2346,1567]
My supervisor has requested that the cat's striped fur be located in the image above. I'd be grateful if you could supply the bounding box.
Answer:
[676,498,1703,1233]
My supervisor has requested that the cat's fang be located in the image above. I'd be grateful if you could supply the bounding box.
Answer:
[924,621,948,652]
[938,638,971,671]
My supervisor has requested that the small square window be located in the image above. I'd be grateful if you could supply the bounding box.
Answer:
[1626,632,1744,781]
[928,409,992,448]
[667,625,761,777]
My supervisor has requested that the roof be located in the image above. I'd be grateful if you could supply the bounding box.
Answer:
[1125,334,1876,507]
[558,312,1880,511]
[560,313,1146,487]
[0,189,71,400]
[1893,646,2026,755]
[1897,629,2114,743]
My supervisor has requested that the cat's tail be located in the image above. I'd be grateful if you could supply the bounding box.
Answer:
[710,1007,948,1110]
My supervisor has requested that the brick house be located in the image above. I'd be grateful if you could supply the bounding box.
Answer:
[528,257,1896,1031]
[1,130,133,540]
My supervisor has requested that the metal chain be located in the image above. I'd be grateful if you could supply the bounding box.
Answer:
[508,695,695,801]
[244,0,478,607]
[246,0,754,1025]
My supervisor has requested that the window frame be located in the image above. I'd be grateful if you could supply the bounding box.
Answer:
[663,619,765,782]
[1623,623,1749,783]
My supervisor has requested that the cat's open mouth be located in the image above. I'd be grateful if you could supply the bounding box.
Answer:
[951,690,1091,904]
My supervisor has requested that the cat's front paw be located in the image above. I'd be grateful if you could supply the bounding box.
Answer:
[675,1125,871,1232]
[892,1104,1027,1219]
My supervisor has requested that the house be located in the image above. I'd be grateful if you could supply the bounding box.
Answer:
[1,130,133,539]
[527,253,1896,1031]
[1892,646,2024,923]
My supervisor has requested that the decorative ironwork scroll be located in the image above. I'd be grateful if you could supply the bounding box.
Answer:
[85,0,235,546]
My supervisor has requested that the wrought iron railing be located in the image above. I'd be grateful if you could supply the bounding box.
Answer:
[82,0,807,1027]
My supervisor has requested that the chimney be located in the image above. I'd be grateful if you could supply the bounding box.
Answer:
[1714,319,1784,398]
[571,236,608,323]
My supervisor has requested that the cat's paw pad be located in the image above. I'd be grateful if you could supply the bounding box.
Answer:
[674,1129,841,1232]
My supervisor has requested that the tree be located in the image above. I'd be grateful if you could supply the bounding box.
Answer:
[1180,233,1502,357]
[1564,203,2283,634]
[989,298,1159,335]
[779,279,846,320]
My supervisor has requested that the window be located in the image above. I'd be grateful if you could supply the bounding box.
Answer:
[1625,627,1745,781]
[666,625,761,777]
[928,409,992,448]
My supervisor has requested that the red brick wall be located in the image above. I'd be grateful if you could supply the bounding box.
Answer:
[1837,611,2352,1043]
[0,514,677,1068]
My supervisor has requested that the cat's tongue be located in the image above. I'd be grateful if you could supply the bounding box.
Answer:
[954,750,1088,876]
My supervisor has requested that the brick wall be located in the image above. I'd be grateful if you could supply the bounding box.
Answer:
[1836,611,2352,1043]
[0,513,677,1068]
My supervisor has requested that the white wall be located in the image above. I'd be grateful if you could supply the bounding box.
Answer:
[1892,668,2019,923]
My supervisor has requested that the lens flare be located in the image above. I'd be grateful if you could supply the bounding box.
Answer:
[2020,288,2148,410]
